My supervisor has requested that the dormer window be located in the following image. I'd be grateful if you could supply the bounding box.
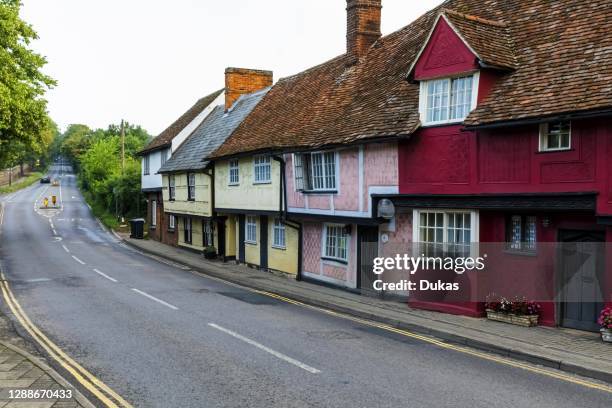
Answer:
[539,121,571,152]
[419,74,479,126]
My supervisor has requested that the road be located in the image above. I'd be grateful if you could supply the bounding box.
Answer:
[0,164,610,408]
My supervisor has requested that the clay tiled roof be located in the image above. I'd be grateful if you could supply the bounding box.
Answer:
[211,0,612,158]
[139,89,223,155]
[465,0,612,126]
[442,9,517,70]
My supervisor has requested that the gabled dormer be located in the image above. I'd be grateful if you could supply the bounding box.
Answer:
[408,9,516,127]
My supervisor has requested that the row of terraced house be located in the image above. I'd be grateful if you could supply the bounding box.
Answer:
[139,0,612,332]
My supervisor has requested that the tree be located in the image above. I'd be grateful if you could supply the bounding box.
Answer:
[0,0,56,168]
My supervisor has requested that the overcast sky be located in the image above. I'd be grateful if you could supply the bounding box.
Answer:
[21,0,444,135]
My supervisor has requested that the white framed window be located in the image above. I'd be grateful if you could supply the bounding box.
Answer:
[539,121,571,152]
[143,155,150,175]
[184,217,192,244]
[203,220,214,247]
[507,215,537,252]
[161,148,170,166]
[253,156,271,184]
[246,215,257,244]
[412,209,479,257]
[229,159,240,185]
[168,215,175,230]
[419,73,479,126]
[272,218,286,249]
[151,200,157,227]
[323,224,349,262]
[293,151,338,192]
[168,175,176,201]
[187,173,196,201]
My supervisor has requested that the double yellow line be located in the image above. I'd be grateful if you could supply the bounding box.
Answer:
[0,271,133,407]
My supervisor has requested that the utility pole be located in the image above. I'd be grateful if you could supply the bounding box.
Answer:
[120,119,125,173]
[119,120,126,224]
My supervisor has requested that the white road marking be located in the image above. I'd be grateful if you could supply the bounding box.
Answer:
[24,278,52,283]
[52,228,57,235]
[71,255,86,265]
[207,323,321,374]
[61,245,69,253]
[131,289,178,310]
[93,269,118,283]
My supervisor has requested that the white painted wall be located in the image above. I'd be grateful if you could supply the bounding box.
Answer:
[141,149,165,191]
[171,91,225,152]
[141,91,225,191]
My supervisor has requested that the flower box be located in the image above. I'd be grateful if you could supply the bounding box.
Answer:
[486,310,539,327]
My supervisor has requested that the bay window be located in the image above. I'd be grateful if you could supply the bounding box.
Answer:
[413,210,478,256]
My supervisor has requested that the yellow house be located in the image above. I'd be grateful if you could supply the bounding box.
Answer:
[213,156,299,275]
[158,67,271,257]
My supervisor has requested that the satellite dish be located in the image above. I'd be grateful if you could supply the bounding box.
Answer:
[377,199,395,220]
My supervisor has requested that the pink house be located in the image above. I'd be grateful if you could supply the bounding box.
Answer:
[285,143,398,289]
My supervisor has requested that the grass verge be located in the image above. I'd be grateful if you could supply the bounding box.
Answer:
[0,172,44,195]
[81,190,120,230]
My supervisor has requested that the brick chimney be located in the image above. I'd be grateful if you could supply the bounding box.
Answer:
[224,67,273,111]
[346,0,382,59]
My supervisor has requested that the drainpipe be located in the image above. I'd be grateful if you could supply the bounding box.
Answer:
[204,164,218,258]
[273,155,303,281]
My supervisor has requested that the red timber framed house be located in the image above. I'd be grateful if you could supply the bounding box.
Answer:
[372,1,612,331]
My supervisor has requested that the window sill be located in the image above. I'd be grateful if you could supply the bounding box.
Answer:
[149,225,157,230]
[253,181,272,185]
[228,183,240,187]
[321,257,348,265]
[420,119,465,128]
[167,228,175,233]
[536,148,574,154]
[245,240,257,246]
[271,245,286,251]
[187,198,196,202]
[301,190,338,195]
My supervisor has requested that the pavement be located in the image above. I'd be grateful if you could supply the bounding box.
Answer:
[0,164,610,408]
[120,232,612,384]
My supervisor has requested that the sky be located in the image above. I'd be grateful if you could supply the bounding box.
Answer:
[21,0,444,136]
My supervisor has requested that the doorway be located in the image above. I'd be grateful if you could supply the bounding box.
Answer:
[357,226,379,295]
[558,230,605,332]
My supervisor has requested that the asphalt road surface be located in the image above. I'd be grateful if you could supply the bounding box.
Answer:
[0,164,610,408]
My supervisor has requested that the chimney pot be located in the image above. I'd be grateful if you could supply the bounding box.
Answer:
[224,67,273,111]
[346,0,382,59]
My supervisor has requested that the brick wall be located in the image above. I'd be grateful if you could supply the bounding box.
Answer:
[346,0,382,59]
[224,67,273,111]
